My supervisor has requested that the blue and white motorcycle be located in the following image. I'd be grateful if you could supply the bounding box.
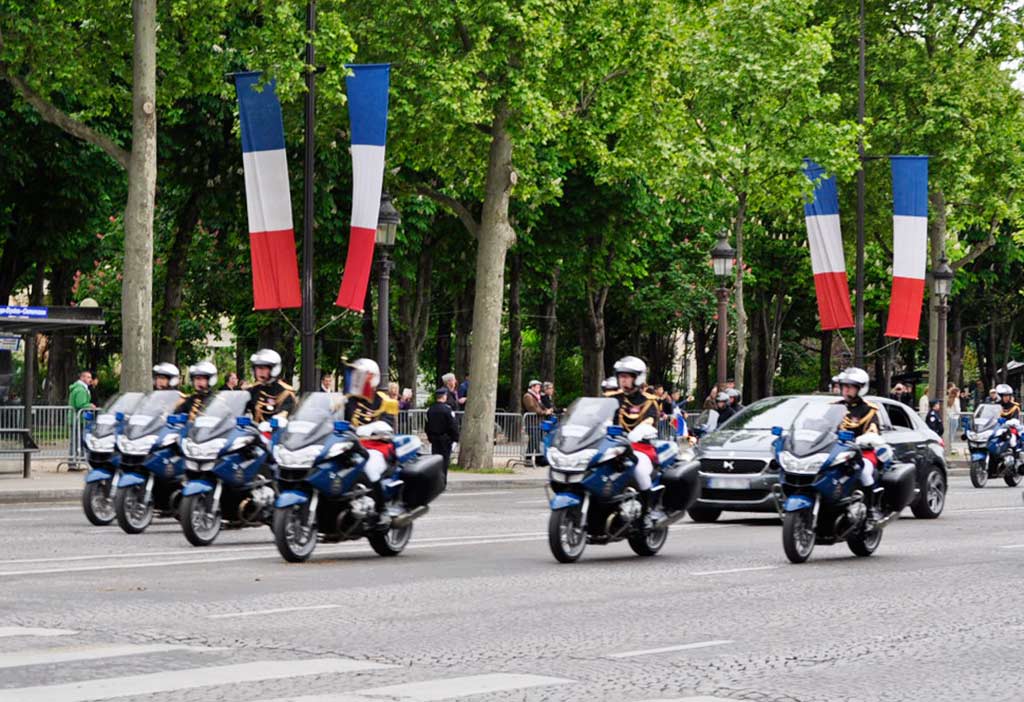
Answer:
[112,390,189,534]
[545,397,700,563]
[178,391,276,546]
[271,393,446,562]
[771,404,916,564]
[81,392,146,526]
[965,404,1022,488]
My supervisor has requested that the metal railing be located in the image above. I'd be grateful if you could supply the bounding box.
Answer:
[0,405,85,470]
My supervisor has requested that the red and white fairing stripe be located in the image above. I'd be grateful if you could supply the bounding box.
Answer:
[885,157,929,339]
[803,160,853,330]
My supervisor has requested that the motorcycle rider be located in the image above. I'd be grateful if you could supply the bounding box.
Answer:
[152,363,180,391]
[726,387,744,415]
[835,367,891,522]
[996,383,1022,463]
[604,356,663,525]
[176,362,217,422]
[343,358,400,525]
[714,391,734,424]
[245,349,296,425]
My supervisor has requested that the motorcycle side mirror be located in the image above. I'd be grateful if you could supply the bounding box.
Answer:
[83,410,95,422]
[115,412,125,422]
[166,414,184,426]
[998,417,1007,425]
[236,416,253,427]
[607,425,624,437]
[541,419,555,432]
[334,420,351,433]
[771,426,783,436]
[270,417,289,431]
[838,429,855,442]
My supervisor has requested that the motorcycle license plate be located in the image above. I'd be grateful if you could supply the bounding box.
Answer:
[971,452,986,461]
[708,476,751,489]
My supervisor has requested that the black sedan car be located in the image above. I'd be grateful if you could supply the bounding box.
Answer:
[684,394,947,522]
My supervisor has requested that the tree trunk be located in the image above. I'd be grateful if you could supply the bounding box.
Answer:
[748,315,763,401]
[694,320,711,404]
[46,263,78,404]
[120,0,158,391]
[987,320,998,388]
[1000,318,1017,383]
[454,279,475,380]
[819,330,833,391]
[949,300,963,388]
[580,283,609,396]
[539,267,559,382]
[508,252,523,414]
[157,189,201,365]
[435,310,452,382]
[732,191,748,393]
[361,284,375,360]
[395,244,433,405]
[459,106,516,471]
[926,189,946,395]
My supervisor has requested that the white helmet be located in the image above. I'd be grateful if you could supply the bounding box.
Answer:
[613,356,647,387]
[250,349,282,380]
[726,388,741,401]
[996,383,1013,397]
[152,363,180,388]
[188,361,218,388]
[345,358,380,398]
[837,367,870,398]
[715,391,729,402]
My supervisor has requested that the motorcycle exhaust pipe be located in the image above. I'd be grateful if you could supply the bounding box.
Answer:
[652,510,688,530]
[392,505,429,528]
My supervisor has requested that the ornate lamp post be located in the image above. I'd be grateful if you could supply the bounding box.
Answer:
[711,231,736,388]
[375,193,400,383]
[933,256,954,430]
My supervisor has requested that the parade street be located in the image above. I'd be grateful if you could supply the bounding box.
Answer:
[0,477,1019,702]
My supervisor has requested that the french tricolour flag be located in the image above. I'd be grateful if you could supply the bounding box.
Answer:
[803,160,853,330]
[336,64,390,311]
[234,72,301,310]
[885,156,929,339]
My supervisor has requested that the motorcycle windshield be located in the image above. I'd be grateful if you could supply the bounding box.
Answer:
[91,392,146,439]
[788,403,847,457]
[280,392,346,451]
[188,391,251,443]
[973,404,1002,432]
[553,397,619,454]
[123,391,182,440]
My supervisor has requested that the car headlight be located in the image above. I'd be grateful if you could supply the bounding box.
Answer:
[324,440,354,459]
[779,451,829,474]
[182,437,227,460]
[85,434,116,453]
[273,444,323,467]
[547,447,598,470]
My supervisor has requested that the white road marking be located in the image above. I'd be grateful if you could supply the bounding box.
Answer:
[999,544,1024,549]
[0,505,80,513]
[692,565,777,576]
[260,673,575,702]
[0,643,216,669]
[438,490,536,497]
[948,506,1022,514]
[0,627,77,638]
[1,658,393,702]
[209,604,343,619]
[607,639,733,658]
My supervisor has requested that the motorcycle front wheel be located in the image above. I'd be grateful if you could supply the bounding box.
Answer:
[181,493,222,547]
[273,505,317,563]
[82,480,115,526]
[115,484,153,534]
[548,508,587,563]
[847,524,883,557]
[782,510,816,564]
[970,460,988,488]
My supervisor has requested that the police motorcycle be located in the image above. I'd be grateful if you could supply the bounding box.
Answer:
[81,392,146,526]
[112,390,190,534]
[271,393,446,562]
[965,404,1023,488]
[177,391,277,546]
[771,403,916,564]
[544,397,701,563]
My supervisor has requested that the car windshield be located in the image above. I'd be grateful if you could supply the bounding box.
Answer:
[280,392,346,450]
[722,397,830,431]
[123,391,182,439]
[189,391,251,443]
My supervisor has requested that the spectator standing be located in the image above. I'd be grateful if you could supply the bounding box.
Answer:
[387,381,400,402]
[223,372,240,390]
[457,373,469,408]
[703,384,721,410]
[946,383,961,435]
[68,370,96,468]
[918,386,931,417]
[441,373,459,412]
[89,372,100,405]
[988,387,999,404]
[320,371,333,393]
[925,400,944,436]
[541,381,557,415]
[399,388,413,411]
[425,388,459,477]
[523,379,549,460]
[653,385,674,418]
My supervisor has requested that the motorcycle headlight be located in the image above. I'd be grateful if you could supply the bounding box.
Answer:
[550,469,586,483]
[159,433,179,448]
[600,445,626,462]
[182,437,227,460]
[779,451,830,474]
[273,444,323,468]
[227,435,253,453]
[831,449,857,466]
[324,440,354,459]
[85,434,116,453]
[547,447,598,470]
[117,434,157,455]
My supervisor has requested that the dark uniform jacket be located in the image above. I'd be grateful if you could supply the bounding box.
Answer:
[715,404,735,424]
[176,391,212,423]
[425,401,459,444]
[345,391,399,428]
[1000,400,1022,421]
[837,398,881,437]
[605,388,659,432]
[246,380,297,424]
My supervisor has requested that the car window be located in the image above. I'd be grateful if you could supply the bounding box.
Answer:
[885,402,915,430]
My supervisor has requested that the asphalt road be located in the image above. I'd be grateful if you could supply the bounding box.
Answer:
[0,477,1021,702]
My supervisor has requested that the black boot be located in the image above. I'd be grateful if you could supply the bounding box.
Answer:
[864,487,883,524]
[641,490,666,529]
[371,482,391,530]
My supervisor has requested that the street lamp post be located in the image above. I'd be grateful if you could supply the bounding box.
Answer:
[711,232,736,388]
[376,193,400,383]
[933,256,954,433]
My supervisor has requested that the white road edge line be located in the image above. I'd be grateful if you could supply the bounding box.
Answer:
[0,627,77,638]
[209,604,343,619]
[0,643,219,669]
[691,566,777,576]
[258,673,576,702]
[607,639,734,659]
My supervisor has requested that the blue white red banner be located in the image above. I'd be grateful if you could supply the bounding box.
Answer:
[885,156,929,339]
[234,72,301,310]
[802,160,853,331]
[336,64,391,311]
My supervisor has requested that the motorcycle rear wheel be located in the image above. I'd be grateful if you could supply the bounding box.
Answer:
[782,510,816,564]
[82,480,115,526]
[115,484,153,534]
[628,525,668,557]
[548,508,586,563]
[368,523,413,557]
[847,525,883,557]
[1003,461,1022,487]
[273,505,317,563]
[970,461,988,488]
[181,493,222,547]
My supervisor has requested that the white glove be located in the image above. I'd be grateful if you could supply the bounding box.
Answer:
[627,424,658,443]
[1006,418,1021,429]
[854,433,885,449]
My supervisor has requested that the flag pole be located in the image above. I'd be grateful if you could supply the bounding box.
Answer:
[300,0,317,393]
[854,0,866,368]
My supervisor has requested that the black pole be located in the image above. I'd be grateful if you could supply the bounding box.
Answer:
[378,251,392,383]
[716,286,729,387]
[300,0,317,393]
[854,0,866,367]
[22,333,34,479]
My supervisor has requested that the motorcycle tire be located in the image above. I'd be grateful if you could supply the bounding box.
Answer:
[686,507,722,523]
[782,510,816,564]
[273,505,317,563]
[82,480,115,526]
[548,508,587,563]
[181,493,222,547]
[115,484,153,534]
[628,526,668,557]
[969,461,988,488]
[847,525,883,557]
[368,523,413,557]
[910,466,945,519]
[1004,472,1023,487]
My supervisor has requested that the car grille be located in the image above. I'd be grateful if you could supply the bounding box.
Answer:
[702,488,770,502]
[701,458,769,474]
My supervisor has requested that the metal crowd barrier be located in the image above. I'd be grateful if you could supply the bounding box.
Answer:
[0,404,85,471]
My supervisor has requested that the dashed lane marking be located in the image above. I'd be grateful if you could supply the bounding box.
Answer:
[607,639,734,659]
[257,673,575,702]
[0,627,77,638]
[0,643,219,669]
[209,604,343,619]
[691,565,777,576]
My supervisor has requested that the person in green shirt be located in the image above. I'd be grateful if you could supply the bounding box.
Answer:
[68,370,96,468]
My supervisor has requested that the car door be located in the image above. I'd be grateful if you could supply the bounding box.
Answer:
[877,400,924,470]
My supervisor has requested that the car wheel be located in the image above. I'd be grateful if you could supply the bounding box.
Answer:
[910,465,945,519]
[687,507,721,523]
